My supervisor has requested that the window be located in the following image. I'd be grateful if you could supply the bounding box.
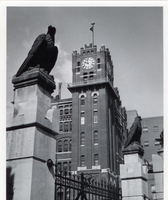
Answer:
[77,61,80,66]
[58,141,62,152]
[69,140,72,151]
[94,131,98,144]
[76,67,80,73]
[81,155,85,167]
[94,110,98,123]
[69,162,71,171]
[64,109,69,115]
[93,93,98,105]
[97,58,100,69]
[64,140,68,151]
[153,126,159,132]
[154,141,160,146]
[64,122,68,132]
[70,121,72,131]
[58,190,63,200]
[81,95,85,106]
[94,154,99,166]
[63,162,68,172]
[83,72,88,82]
[81,132,85,145]
[144,141,149,147]
[89,71,94,80]
[60,109,63,115]
[81,112,85,125]
[59,122,63,131]
[143,127,148,133]
[57,162,62,172]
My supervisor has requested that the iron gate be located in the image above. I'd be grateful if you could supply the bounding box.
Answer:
[55,171,121,200]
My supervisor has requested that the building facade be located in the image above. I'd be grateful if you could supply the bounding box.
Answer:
[141,116,163,200]
[52,43,127,183]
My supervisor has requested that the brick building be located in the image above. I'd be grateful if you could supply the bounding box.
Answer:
[52,43,127,184]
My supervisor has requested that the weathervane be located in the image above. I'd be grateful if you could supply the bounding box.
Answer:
[90,23,95,46]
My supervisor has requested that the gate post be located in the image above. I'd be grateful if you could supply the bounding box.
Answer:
[120,144,148,200]
[7,69,59,200]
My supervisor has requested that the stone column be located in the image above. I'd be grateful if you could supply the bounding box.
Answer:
[152,148,164,200]
[6,69,59,200]
[120,144,148,200]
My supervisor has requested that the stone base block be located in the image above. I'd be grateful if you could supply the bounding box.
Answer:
[121,178,148,197]
[7,158,54,200]
[156,192,164,200]
[120,162,147,179]
[7,127,56,161]
[122,197,145,200]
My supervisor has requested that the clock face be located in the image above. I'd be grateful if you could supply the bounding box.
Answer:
[82,57,95,69]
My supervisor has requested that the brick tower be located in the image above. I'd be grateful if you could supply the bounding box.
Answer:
[68,43,126,179]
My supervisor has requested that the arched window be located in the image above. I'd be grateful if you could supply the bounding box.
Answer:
[64,140,68,152]
[57,162,62,173]
[81,132,85,145]
[63,162,68,173]
[81,95,85,106]
[57,187,63,200]
[94,131,98,144]
[58,140,62,152]
[81,155,85,167]
[69,161,71,171]
[93,93,98,105]
[94,154,99,166]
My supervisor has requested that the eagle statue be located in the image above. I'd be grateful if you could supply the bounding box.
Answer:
[15,25,58,77]
[124,116,142,148]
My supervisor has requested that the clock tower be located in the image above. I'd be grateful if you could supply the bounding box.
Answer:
[68,43,126,177]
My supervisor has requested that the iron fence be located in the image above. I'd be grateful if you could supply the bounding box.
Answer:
[55,171,121,200]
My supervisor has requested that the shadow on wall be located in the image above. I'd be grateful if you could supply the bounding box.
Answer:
[6,167,14,200]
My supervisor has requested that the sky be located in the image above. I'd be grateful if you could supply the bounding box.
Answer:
[6,4,164,119]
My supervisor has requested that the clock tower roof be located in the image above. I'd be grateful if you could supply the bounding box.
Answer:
[79,43,97,55]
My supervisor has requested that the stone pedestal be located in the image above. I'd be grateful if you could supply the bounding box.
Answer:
[152,148,164,200]
[120,144,148,200]
[6,69,59,200]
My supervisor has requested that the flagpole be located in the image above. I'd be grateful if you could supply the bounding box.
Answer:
[90,23,95,47]
[92,27,94,46]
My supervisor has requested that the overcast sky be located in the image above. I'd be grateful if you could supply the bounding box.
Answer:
[6,5,163,118]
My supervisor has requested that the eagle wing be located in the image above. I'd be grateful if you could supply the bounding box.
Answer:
[16,34,46,77]
[124,120,138,148]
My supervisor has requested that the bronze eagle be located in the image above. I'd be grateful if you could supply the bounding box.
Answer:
[124,116,142,148]
[16,25,58,77]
